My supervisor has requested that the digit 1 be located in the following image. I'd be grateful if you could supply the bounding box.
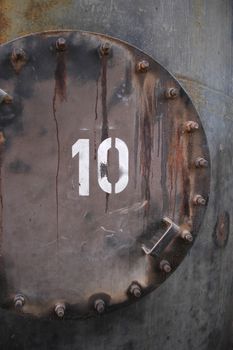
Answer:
[72,139,90,196]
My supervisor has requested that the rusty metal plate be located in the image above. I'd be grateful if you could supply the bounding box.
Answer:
[0,30,210,319]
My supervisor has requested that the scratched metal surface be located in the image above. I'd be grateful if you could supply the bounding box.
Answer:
[0,0,232,349]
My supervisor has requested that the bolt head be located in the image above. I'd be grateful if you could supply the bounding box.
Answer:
[14,294,25,309]
[100,42,111,56]
[184,121,199,132]
[160,260,171,273]
[165,87,179,99]
[136,60,149,73]
[11,48,26,61]
[56,37,67,51]
[193,194,206,206]
[129,283,142,298]
[195,157,208,168]
[182,230,193,242]
[94,299,105,314]
[55,303,65,318]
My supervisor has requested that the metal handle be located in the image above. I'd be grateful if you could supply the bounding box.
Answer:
[142,217,180,256]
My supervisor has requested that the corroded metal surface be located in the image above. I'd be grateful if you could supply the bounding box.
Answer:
[0,30,210,318]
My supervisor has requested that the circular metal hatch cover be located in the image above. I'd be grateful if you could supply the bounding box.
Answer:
[0,31,210,319]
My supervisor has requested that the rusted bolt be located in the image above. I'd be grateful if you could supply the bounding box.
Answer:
[14,294,25,309]
[99,42,111,56]
[180,229,193,242]
[94,299,105,314]
[136,60,149,73]
[11,48,26,62]
[159,260,171,273]
[165,87,179,99]
[129,283,142,298]
[56,37,67,51]
[54,303,65,318]
[0,89,12,104]
[193,194,206,206]
[195,157,208,168]
[184,121,199,132]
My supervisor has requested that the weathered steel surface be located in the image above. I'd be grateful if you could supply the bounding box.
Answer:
[0,30,210,318]
[0,0,232,349]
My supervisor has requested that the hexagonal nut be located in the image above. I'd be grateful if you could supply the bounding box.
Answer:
[55,303,65,318]
[99,42,111,56]
[184,121,199,132]
[56,37,67,51]
[94,299,105,314]
[11,48,27,62]
[129,283,142,298]
[14,294,25,309]
[181,229,193,242]
[136,60,150,73]
[165,87,179,99]
[193,194,206,206]
[159,260,171,273]
[195,157,208,168]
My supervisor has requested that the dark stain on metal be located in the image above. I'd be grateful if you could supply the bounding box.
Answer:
[213,211,230,248]
[94,72,100,160]
[108,62,133,111]
[54,49,67,102]
[95,75,99,121]
[9,159,31,174]
[100,162,108,178]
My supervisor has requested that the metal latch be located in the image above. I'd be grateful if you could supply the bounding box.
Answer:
[142,217,181,256]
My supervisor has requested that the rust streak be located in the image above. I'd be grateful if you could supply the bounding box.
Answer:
[139,78,156,215]
[53,50,67,244]
[100,54,109,212]
[101,55,108,142]
[134,111,139,188]
[0,135,4,251]
[94,73,100,160]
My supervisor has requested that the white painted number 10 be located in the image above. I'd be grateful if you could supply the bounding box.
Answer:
[72,138,129,196]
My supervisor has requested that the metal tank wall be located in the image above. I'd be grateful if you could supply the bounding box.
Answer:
[0,0,232,349]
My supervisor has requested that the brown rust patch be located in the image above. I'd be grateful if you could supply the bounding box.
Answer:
[213,211,230,248]
[0,2,11,44]
[24,0,72,22]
